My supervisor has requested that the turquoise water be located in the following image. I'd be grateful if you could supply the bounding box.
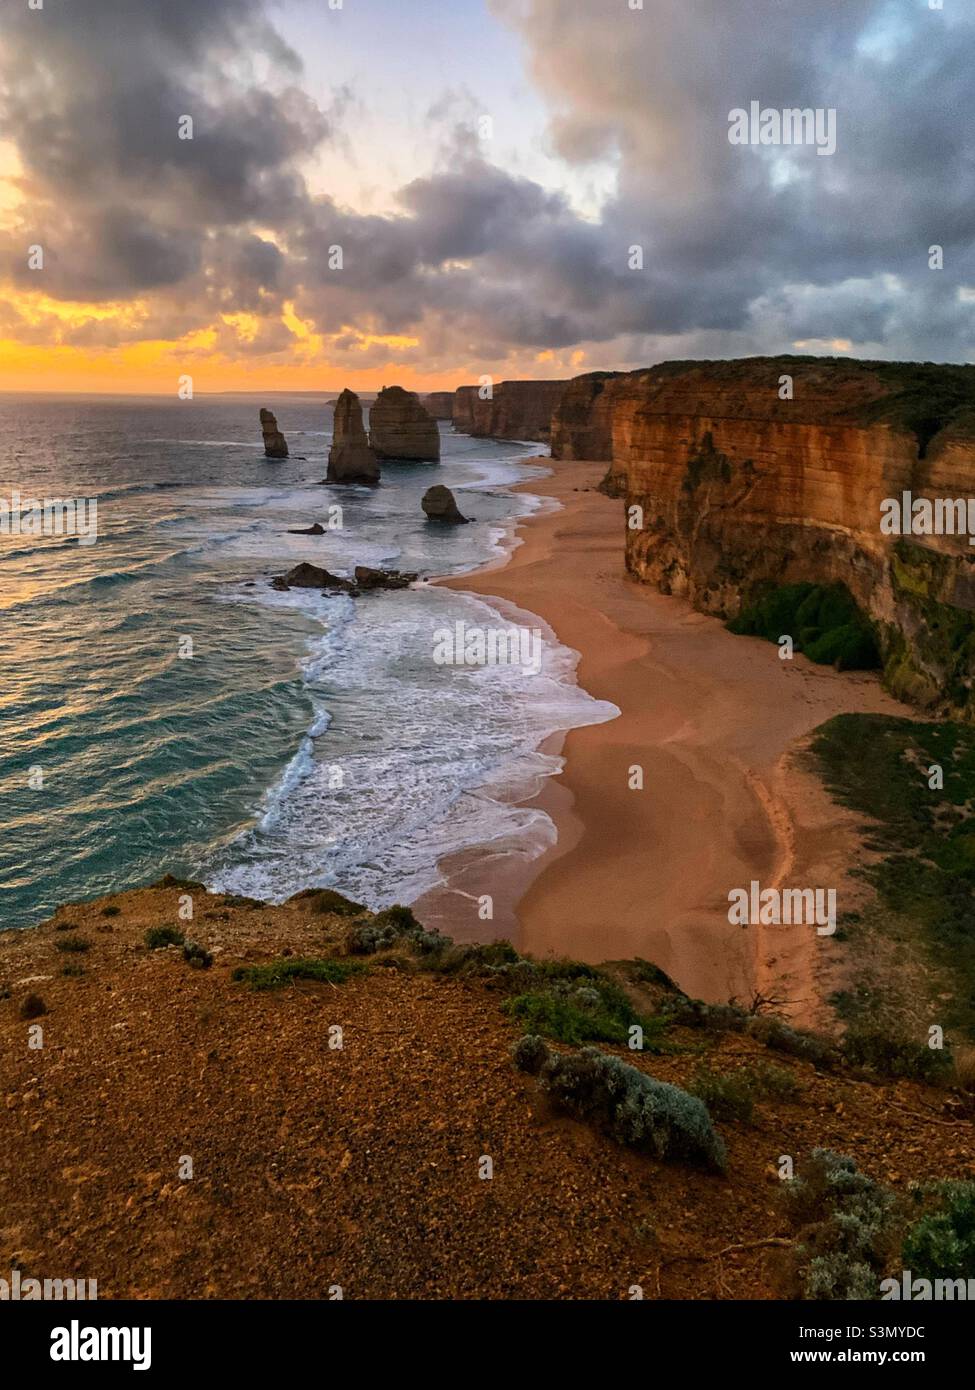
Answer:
[0,393,614,929]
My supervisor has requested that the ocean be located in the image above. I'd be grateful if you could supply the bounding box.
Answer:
[0,392,615,931]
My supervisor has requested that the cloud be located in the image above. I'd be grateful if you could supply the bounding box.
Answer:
[0,0,972,376]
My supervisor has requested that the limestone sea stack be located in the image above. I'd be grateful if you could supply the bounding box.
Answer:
[422,484,468,525]
[369,385,440,462]
[260,408,289,459]
[326,389,380,484]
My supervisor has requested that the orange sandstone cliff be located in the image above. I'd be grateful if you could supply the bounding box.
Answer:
[551,357,975,713]
[452,380,568,443]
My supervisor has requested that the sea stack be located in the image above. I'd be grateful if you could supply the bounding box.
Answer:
[260,408,289,459]
[422,484,468,525]
[326,389,380,485]
[369,385,441,462]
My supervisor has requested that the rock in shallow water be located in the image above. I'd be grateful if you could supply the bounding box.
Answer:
[271,562,417,595]
[421,484,468,525]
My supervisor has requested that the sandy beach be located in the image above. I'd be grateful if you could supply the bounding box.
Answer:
[415,459,907,1027]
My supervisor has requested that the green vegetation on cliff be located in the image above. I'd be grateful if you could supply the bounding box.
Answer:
[727,582,881,670]
[809,713,975,1036]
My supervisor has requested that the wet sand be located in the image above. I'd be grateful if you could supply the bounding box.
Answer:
[414,460,906,1024]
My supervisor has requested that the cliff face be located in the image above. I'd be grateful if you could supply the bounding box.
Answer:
[369,386,440,462]
[567,358,975,713]
[452,386,478,432]
[550,372,625,461]
[327,389,379,485]
[452,380,568,442]
[422,392,455,420]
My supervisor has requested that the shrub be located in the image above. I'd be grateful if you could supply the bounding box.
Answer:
[347,905,446,957]
[502,959,664,1048]
[535,1045,727,1171]
[511,1033,549,1075]
[747,1016,838,1067]
[842,1029,953,1083]
[663,995,748,1033]
[55,934,90,954]
[728,582,880,671]
[61,963,85,978]
[689,1062,799,1123]
[145,925,184,950]
[19,993,46,1020]
[232,958,366,991]
[183,941,213,970]
[903,1183,975,1281]
[306,888,366,917]
[422,940,521,975]
[101,905,121,918]
[785,1149,897,1300]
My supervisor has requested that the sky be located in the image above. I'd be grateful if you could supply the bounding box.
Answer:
[0,0,972,394]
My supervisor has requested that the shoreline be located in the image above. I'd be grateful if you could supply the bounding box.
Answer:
[415,459,908,1028]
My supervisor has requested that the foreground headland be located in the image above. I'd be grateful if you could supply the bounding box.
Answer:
[418,461,907,1027]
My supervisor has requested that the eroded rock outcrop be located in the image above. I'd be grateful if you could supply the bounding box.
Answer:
[580,357,975,714]
[260,408,289,459]
[369,386,440,462]
[272,562,417,595]
[422,484,469,525]
[452,380,568,443]
[326,389,380,484]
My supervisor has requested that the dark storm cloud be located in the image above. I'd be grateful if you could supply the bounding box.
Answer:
[1,0,972,365]
[490,0,975,358]
[0,0,325,299]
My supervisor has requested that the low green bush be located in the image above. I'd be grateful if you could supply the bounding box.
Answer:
[55,934,90,954]
[689,1062,799,1123]
[183,941,213,969]
[842,1029,953,1082]
[145,925,184,950]
[515,1038,726,1171]
[785,1149,897,1300]
[903,1182,975,1281]
[232,958,366,991]
[728,582,880,671]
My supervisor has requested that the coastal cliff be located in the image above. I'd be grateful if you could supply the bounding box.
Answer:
[422,391,455,420]
[452,379,567,442]
[549,372,625,461]
[553,358,975,714]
